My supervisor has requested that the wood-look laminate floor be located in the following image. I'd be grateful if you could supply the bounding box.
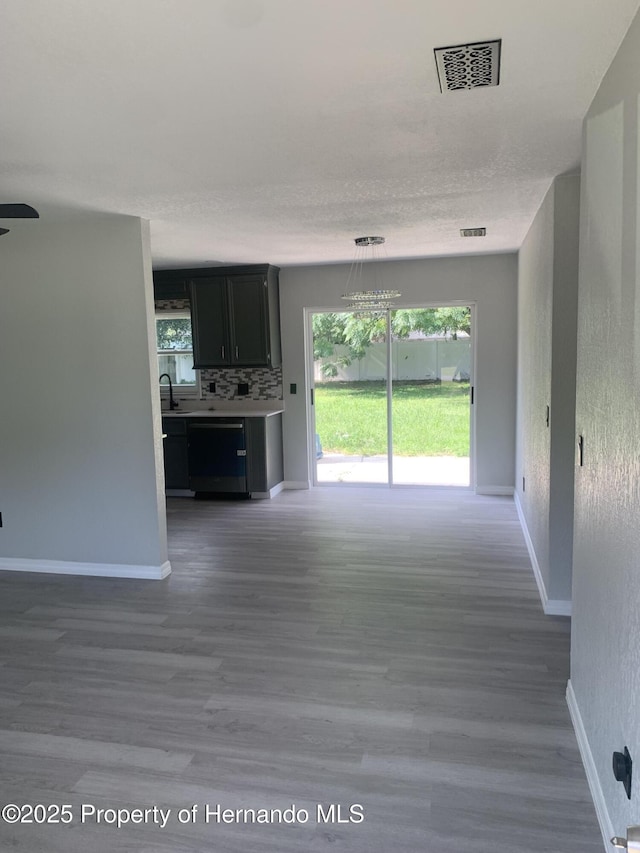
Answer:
[0,488,601,852]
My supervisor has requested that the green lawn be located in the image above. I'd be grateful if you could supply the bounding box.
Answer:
[315,381,470,457]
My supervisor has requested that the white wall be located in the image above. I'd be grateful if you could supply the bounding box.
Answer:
[516,174,580,611]
[279,253,517,491]
[570,8,640,842]
[0,214,169,578]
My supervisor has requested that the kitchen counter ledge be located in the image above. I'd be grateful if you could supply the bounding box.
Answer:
[161,407,284,418]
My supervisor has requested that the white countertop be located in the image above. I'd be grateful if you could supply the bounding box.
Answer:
[161,407,284,418]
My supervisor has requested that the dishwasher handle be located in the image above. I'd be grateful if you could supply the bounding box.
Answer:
[188,422,244,430]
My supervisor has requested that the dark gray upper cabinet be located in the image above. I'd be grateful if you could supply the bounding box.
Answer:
[228,275,269,365]
[189,276,229,367]
[188,265,281,368]
[153,273,189,301]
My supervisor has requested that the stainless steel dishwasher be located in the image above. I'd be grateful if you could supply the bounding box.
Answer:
[187,418,247,493]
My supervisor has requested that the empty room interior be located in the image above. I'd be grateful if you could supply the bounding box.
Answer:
[1,2,640,851]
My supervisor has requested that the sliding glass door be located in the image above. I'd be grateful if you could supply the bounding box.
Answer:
[390,308,471,486]
[311,306,472,487]
[313,312,388,484]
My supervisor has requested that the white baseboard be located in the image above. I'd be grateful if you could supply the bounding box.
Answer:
[566,680,613,852]
[541,598,572,616]
[284,481,310,490]
[250,481,285,500]
[513,492,572,616]
[0,557,171,580]
[475,486,514,495]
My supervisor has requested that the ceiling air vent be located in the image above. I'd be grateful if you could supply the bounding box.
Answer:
[460,227,486,237]
[434,40,501,93]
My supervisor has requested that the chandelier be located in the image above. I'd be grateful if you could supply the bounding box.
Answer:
[341,236,400,311]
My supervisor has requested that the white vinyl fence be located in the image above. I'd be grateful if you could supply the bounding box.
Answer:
[315,338,471,383]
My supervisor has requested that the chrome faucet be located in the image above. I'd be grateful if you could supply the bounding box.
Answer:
[158,373,179,410]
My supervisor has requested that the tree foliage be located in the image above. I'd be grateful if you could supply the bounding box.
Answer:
[312,308,470,377]
[156,318,193,350]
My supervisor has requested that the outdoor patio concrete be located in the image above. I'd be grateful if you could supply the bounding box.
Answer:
[317,454,470,486]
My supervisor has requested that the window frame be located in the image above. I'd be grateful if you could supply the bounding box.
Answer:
[155,309,200,400]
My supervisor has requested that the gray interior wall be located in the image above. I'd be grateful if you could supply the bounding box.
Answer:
[516,183,554,593]
[0,214,168,569]
[548,175,580,601]
[516,174,580,606]
[279,253,517,490]
[571,8,640,836]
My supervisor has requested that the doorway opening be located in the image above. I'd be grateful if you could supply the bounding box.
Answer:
[309,306,473,487]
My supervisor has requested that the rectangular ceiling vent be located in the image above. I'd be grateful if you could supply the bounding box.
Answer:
[434,39,501,93]
[460,227,486,238]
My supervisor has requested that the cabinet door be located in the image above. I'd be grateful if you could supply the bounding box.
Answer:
[162,418,189,489]
[228,275,269,365]
[163,436,190,489]
[189,277,230,367]
[154,275,189,301]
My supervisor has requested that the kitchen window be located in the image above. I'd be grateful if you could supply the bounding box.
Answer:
[156,311,198,396]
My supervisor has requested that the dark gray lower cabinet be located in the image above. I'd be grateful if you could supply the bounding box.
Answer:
[162,415,283,497]
[246,414,284,495]
[162,418,189,489]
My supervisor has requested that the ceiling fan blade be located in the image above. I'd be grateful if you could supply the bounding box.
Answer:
[0,228,10,236]
[0,204,39,218]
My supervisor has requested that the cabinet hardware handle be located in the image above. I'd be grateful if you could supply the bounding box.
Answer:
[235,346,239,359]
[221,345,225,359]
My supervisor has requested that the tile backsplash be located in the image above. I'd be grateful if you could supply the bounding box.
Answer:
[200,367,282,401]
[156,298,190,312]
[155,298,283,401]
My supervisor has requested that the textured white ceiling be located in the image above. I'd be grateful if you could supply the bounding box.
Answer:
[1,0,639,267]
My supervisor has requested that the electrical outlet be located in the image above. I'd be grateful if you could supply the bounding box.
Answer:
[290,383,297,394]
[209,382,216,393]
[237,382,249,396]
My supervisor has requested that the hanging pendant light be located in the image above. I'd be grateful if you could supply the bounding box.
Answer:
[341,236,400,311]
